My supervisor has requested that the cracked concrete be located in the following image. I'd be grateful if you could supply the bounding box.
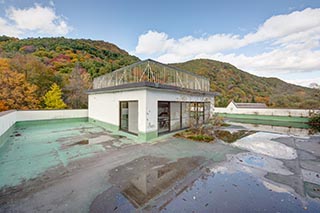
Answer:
[0,120,320,212]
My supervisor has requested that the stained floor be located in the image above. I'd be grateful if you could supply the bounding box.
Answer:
[0,120,320,212]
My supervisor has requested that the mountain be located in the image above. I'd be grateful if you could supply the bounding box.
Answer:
[0,36,318,110]
[170,59,320,108]
[0,36,139,78]
[0,36,139,110]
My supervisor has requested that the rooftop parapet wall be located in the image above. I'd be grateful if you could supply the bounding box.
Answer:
[93,59,210,92]
[0,110,88,143]
[214,107,319,117]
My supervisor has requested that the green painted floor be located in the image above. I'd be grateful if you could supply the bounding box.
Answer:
[0,120,116,188]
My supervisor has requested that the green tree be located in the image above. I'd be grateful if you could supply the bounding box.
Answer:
[43,83,67,109]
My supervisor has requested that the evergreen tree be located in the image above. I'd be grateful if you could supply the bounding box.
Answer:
[43,83,67,109]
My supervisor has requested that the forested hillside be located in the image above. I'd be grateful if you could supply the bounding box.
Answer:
[171,59,320,108]
[0,36,139,111]
[0,36,319,111]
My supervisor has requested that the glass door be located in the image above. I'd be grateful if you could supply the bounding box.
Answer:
[120,102,129,131]
[158,102,170,134]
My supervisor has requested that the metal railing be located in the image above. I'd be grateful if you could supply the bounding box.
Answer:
[93,59,210,91]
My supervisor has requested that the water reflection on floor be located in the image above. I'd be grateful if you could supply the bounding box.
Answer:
[89,123,320,212]
[90,156,207,212]
[226,120,315,136]
[1,120,320,212]
[162,171,320,212]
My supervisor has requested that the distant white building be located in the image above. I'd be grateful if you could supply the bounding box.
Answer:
[87,59,218,141]
[226,100,267,112]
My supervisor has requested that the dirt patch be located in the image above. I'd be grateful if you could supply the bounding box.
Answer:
[174,129,214,143]
[74,140,89,145]
[215,130,256,143]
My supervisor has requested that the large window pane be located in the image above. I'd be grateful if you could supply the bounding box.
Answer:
[128,102,138,134]
[120,102,128,131]
[190,102,198,126]
[170,102,181,131]
[205,102,210,122]
[198,103,204,125]
[182,103,190,128]
[158,102,170,133]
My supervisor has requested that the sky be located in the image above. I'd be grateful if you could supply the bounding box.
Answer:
[0,0,320,87]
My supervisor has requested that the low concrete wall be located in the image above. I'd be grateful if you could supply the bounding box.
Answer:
[214,107,319,117]
[17,109,88,122]
[0,110,17,137]
[0,109,88,139]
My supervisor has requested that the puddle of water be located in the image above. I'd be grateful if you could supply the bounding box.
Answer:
[242,155,265,167]
[160,171,320,212]
[226,120,317,137]
[90,156,207,212]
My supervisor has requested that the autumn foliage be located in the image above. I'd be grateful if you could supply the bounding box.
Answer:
[43,83,67,109]
[0,36,138,112]
[0,58,39,111]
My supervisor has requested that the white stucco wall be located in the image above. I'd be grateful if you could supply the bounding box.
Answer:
[16,109,88,121]
[214,107,319,117]
[0,110,17,137]
[88,89,147,132]
[88,88,215,134]
[0,109,88,139]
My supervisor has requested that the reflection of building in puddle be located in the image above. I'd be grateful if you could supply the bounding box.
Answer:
[228,121,310,136]
[90,156,206,211]
[122,157,204,207]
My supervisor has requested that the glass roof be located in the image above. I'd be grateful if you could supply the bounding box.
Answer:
[93,59,210,92]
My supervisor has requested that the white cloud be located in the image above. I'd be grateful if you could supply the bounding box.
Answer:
[134,8,320,77]
[243,8,320,44]
[287,77,320,87]
[135,31,174,54]
[0,4,71,37]
[0,17,21,36]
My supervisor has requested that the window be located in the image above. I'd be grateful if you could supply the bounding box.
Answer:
[158,102,170,133]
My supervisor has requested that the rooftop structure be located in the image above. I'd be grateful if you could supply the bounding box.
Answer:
[88,59,216,141]
[93,59,210,92]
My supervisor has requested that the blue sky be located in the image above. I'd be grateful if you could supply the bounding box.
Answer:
[0,0,320,87]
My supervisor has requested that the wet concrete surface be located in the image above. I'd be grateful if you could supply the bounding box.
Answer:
[1,121,320,212]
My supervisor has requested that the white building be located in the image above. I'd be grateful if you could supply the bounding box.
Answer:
[226,100,267,112]
[88,59,217,141]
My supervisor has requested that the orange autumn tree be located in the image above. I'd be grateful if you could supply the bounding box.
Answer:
[0,58,40,111]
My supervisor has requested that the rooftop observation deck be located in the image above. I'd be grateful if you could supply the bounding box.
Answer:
[93,59,210,92]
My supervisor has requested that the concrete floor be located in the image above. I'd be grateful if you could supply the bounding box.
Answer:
[0,120,320,212]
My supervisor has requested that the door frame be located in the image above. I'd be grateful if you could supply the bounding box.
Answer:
[119,100,138,135]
